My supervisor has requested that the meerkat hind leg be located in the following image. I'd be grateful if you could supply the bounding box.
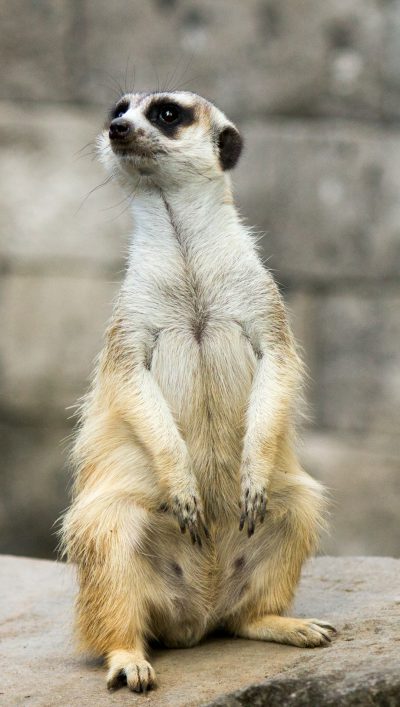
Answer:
[229,468,336,649]
[237,615,336,648]
[107,648,156,693]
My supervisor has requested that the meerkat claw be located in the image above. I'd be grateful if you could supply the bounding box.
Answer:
[106,652,156,693]
[171,494,209,546]
[239,484,268,536]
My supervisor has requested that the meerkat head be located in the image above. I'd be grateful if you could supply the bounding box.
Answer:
[97,91,243,190]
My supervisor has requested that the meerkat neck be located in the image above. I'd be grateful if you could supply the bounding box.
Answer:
[128,179,247,262]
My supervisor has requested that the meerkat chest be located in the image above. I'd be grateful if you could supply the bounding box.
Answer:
[132,254,262,341]
[124,235,267,439]
[124,226,267,510]
[142,258,261,446]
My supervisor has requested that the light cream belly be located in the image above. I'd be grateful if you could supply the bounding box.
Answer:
[143,505,282,647]
[141,510,253,646]
[142,468,317,646]
[141,319,262,646]
[150,319,257,517]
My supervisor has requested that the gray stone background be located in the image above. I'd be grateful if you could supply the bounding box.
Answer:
[0,0,399,559]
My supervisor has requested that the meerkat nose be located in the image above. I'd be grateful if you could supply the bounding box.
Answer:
[109,118,132,141]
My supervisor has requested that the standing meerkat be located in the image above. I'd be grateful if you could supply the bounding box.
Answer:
[61,90,335,693]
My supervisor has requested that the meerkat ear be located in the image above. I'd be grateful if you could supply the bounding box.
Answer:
[218,125,243,171]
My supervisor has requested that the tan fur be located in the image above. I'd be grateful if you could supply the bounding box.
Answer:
[60,90,335,693]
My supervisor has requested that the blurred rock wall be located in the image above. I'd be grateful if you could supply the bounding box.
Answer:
[0,0,399,558]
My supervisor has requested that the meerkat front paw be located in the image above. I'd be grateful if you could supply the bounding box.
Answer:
[106,650,156,693]
[169,481,209,546]
[239,471,268,537]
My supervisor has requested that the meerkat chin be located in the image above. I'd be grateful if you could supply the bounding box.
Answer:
[61,90,336,694]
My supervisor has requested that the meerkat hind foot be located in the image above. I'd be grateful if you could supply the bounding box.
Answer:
[238,615,336,648]
[106,649,156,693]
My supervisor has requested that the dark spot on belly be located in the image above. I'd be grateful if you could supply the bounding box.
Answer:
[233,555,246,572]
[171,562,183,578]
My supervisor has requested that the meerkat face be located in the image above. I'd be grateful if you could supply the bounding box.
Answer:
[97,91,243,188]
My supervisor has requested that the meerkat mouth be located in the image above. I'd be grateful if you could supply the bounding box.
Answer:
[111,142,167,174]
[112,144,156,159]
[111,145,161,177]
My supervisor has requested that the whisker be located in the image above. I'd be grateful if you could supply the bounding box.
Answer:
[97,81,122,101]
[168,53,195,93]
[99,70,125,100]
[164,55,184,93]
[132,65,136,93]
[103,188,137,222]
[100,192,133,213]
[75,150,98,162]
[74,141,96,157]
[74,142,110,163]
[150,61,161,94]
[75,175,114,215]
[173,72,207,92]
[124,55,131,95]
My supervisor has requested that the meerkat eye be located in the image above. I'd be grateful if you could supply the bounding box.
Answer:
[146,101,194,136]
[158,104,181,124]
[110,99,130,121]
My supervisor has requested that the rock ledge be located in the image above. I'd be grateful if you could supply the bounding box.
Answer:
[0,555,399,706]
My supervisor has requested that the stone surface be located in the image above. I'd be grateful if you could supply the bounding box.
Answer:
[0,106,399,561]
[382,1,400,120]
[0,2,399,562]
[0,555,399,706]
[286,290,400,439]
[5,102,400,283]
[0,0,75,102]
[0,273,118,417]
[314,293,400,436]
[299,432,400,557]
[236,120,400,283]
[0,1,393,120]
[0,102,129,273]
[79,0,384,121]
[0,422,70,558]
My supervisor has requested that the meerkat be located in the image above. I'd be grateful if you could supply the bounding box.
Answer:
[61,90,335,693]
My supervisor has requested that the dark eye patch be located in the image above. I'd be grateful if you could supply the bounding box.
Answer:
[145,99,195,138]
[108,98,130,122]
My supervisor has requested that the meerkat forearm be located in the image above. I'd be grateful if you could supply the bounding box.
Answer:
[114,364,190,482]
[100,336,208,540]
[239,295,301,535]
[239,346,298,535]
[241,348,294,465]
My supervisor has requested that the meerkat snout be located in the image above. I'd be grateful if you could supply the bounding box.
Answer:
[109,118,133,142]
